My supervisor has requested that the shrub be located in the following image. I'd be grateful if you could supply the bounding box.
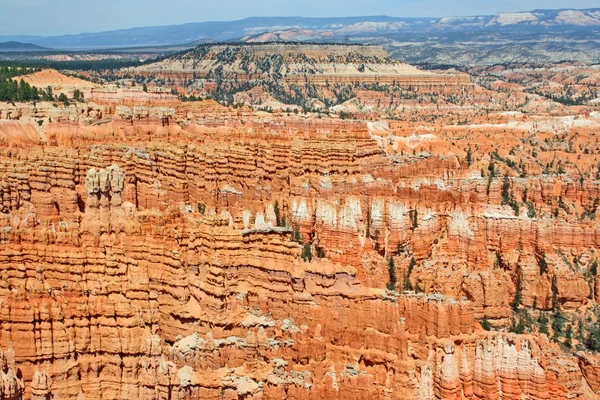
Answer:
[480,316,491,331]
[585,325,600,352]
[510,316,526,334]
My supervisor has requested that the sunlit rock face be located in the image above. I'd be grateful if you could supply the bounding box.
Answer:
[1,50,600,399]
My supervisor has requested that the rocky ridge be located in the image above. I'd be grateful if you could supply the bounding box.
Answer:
[0,95,599,398]
[1,53,600,399]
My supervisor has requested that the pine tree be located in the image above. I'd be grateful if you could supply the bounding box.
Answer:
[301,244,312,262]
[538,313,549,336]
[58,93,69,106]
[488,159,496,178]
[387,257,396,291]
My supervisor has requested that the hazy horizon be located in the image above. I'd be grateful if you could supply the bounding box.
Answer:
[1,0,599,37]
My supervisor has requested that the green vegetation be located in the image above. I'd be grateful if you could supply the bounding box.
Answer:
[551,310,567,341]
[0,58,150,72]
[72,88,83,101]
[508,300,600,353]
[465,146,473,167]
[538,313,549,336]
[301,244,312,262]
[404,257,416,290]
[488,159,496,178]
[0,66,49,102]
[58,92,69,106]
[386,257,396,291]
[291,225,302,243]
[509,308,537,335]
[510,314,526,334]
[589,260,598,277]
[526,87,589,106]
[527,201,536,218]
[565,324,573,348]
[480,316,491,331]
[500,174,520,215]
[586,324,600,352]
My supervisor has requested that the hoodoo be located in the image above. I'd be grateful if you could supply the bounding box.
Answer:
[0,15,600,400]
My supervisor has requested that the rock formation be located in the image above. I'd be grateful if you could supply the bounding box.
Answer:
[1,47,600,399]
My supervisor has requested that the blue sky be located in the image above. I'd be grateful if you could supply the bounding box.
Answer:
[1,0,598,36]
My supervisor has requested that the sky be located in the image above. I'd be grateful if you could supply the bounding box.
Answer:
[0,0,599,36]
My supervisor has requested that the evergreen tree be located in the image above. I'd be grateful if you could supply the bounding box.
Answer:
[510,316,526,334]
[291,225,302,243]
[387,257,396,291]
[301,244,312,262]
[538,313,549,336]
[58,93,69,106]
[43,86,54,101]
[552,310,566,341]
[565,324,573,348]
[488,159,496,178]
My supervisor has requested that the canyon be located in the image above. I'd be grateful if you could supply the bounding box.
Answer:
[0,43,599,399]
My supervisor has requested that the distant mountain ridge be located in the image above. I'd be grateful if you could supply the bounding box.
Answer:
[0,41,49,52]
[0,9,599,49]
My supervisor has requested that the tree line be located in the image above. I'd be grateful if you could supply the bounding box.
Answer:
[0,65,83,104]
[0,66,50,102]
